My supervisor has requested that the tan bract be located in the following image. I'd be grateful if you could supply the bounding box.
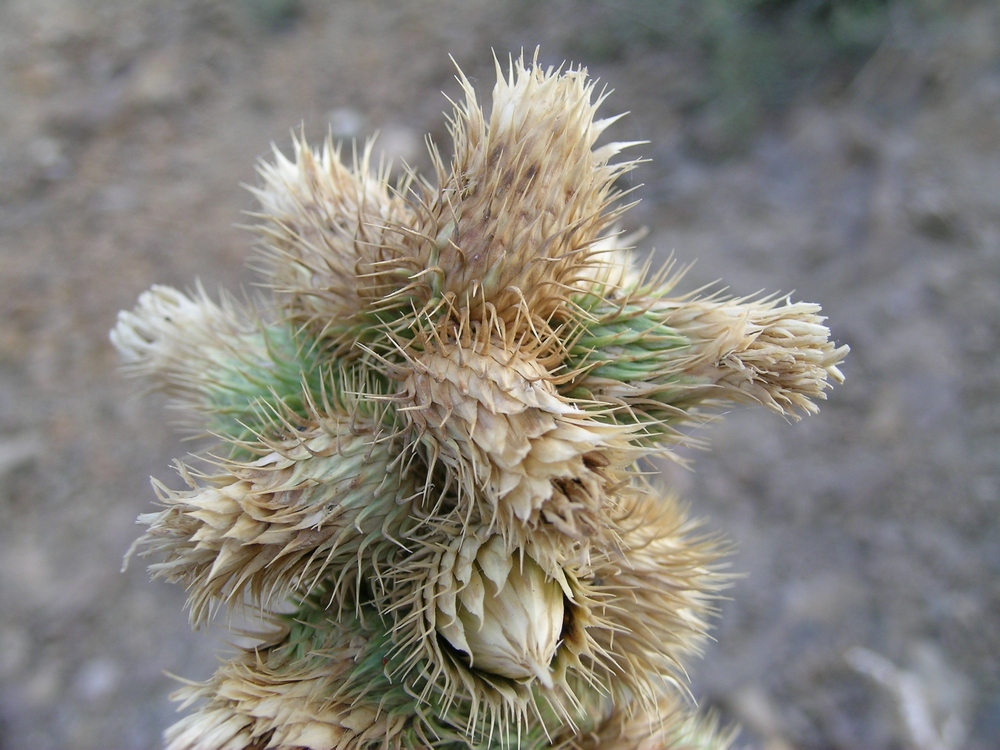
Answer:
[412,57,641,321]
[163,615,400,750]
[399,335,643,550]
[249,138,414,347]
[129,419,416,625]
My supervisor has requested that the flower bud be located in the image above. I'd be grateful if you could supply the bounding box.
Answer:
[436,535,565,688]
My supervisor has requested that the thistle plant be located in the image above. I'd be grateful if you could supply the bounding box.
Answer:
[112,53,847,750]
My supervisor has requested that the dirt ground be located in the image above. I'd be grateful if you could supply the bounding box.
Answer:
[0,1,998,749]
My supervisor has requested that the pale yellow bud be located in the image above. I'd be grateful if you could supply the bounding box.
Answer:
[436,535,565,688]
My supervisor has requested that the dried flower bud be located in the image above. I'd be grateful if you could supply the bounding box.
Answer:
[249,137,414,343]
[401,336,642,549]
[163,604,410,750]
[129,420,415,624]
[111,284,253,405]
[436,535,566,688]
[566,289,848,440]
[414,58,642,320]
[110,284,327,442]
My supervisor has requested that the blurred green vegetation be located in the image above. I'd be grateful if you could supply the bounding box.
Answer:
[568,0,945,153]
[241,0,303,30]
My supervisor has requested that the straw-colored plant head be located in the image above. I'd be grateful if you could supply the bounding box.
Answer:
[112,50,846,750]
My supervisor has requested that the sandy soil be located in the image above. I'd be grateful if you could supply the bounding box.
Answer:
[0,1,998,748]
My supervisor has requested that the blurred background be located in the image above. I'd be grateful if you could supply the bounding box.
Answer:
[0,1,997,748]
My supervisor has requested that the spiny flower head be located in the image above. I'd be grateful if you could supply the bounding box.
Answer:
[112,51,846,750]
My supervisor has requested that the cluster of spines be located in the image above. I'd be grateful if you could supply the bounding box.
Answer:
[113,52,845,750]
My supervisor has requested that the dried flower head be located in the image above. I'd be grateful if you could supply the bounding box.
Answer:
[113,51,846,750]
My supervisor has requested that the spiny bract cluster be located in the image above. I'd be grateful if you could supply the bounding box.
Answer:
[112,54,847,750]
